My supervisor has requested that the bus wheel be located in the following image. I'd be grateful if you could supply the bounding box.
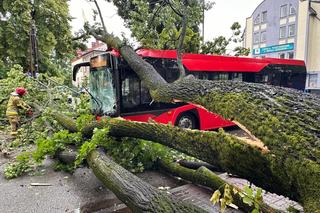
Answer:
[175,113,197,129]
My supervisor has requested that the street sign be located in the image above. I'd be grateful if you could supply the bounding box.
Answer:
[253,43,294,55]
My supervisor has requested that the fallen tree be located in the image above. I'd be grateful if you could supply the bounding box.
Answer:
[87,149,206,213]
[57,145,280,213]
[3,1,317,211]
[55,98,319,212]
[80,21,320,210]
[157,158,277,213]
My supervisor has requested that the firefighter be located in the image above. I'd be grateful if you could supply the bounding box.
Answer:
[6,87,32,136]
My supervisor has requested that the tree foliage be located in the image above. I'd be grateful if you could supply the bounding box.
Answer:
[0,0,74,76]
[109,0,213,52]
[201,22,250,56]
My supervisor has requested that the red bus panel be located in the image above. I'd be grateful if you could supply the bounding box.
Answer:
[123,103,235,130]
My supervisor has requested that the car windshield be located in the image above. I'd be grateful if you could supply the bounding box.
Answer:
[89,67,116,115]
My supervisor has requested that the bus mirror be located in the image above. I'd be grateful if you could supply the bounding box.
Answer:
[72,62,90,81]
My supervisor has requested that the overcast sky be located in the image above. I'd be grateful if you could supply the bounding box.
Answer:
[69,0,263,45]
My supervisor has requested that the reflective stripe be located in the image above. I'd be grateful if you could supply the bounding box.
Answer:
[6,111,18,116]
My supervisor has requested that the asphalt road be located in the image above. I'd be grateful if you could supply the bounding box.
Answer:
[0,160,112,213]
[0,154,182,213]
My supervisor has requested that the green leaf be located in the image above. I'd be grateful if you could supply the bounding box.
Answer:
[232,187,239,195]
[251,209,260,213]
[255,188,263,202]
[210,190,221,205]
[223,184,233,205]
[243,185,254,197]
[220,198,227,212]
[243,196,254,206]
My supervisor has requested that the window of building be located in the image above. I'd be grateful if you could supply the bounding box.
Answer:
[280,26,286,38]
[308,74,318,88]
[254,32,260,44]
[260,31,267,42]
[254,14,260,25]
[279,53,285,59]
[288,24,295,37]
[280,5,288,18]
[289,5,296,15]
[261,11,267,23]
[288,52,294,59]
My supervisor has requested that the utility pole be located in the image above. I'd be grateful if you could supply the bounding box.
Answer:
[29,0,39,78]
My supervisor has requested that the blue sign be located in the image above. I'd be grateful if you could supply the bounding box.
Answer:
[253,43,294,55]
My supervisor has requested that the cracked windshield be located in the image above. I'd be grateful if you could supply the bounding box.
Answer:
[89,67,116,115]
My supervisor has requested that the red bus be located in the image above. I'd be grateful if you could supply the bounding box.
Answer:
[73,49,306,130]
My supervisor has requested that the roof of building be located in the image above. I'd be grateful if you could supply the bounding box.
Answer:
[71,41,107,62]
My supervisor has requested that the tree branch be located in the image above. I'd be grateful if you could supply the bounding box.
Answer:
[177,14,187,79]
[92,0,107,35]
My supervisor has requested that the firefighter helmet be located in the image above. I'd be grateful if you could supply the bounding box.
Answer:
[15,87,28,96]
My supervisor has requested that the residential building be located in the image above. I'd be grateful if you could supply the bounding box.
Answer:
[71,40,107,88]
[243,0,320,94]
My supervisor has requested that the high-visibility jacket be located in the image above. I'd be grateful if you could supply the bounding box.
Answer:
[6,93,30,116]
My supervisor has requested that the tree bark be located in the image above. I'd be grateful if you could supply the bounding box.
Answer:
[87,149,207,213]
[53,111,319,211]
[79,116,319,212]
[177,159,222,172]
[53,115,207,213]
[157,158,281,213]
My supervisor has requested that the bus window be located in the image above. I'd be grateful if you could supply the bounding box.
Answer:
[197,73,209,80]
[205,73,230,81]
[166,68,180,83]
[270,70,281,86]
[280,70,292,88]
[141,81,152,104]
[219,73,229,80]
[192,72,200,79]
[243,73,255,82]
[89,67,116,115]
[254,72,272,84]
[163,59,180,83]
[121,73,140,111]
[202,73,209,80]
[291,72,307,90]
[231,73,243,81]
[211,73,220,80]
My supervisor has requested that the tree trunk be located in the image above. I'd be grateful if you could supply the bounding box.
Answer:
[87,149,207,213]
[157,158,280,213]
[57,40,320,211]
[53,115,207,213]
[79,116,319,212]
[115,46,320,212]
[55,111,319,211]
[177,159,222,172]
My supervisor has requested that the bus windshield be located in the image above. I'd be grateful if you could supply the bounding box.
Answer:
[89,67,116,115]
